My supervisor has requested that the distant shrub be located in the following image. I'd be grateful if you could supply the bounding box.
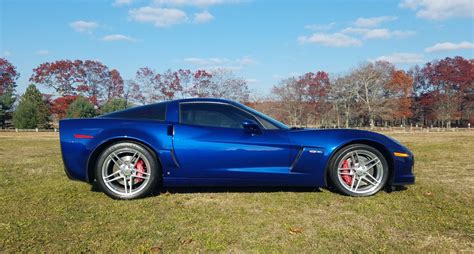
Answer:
[66,96,96,118]
[13,84,50,128]
[100,98,131,114]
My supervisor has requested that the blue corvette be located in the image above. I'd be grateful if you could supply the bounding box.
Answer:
[60,98,415,199]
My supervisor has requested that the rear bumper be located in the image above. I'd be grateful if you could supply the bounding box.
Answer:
[63,166,79,181]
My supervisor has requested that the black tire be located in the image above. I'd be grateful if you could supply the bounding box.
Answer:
[95,141,160,200]
[328,144,389,197]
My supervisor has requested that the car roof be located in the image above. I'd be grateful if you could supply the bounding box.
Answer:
[173,98,236,104]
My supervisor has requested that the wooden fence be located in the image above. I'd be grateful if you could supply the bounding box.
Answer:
[0,128,58,132]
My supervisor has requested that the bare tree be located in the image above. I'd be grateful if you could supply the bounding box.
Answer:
[330,75,359,128]
[349,61,394,127]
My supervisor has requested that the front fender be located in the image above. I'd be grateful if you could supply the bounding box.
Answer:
[287,129,414,186]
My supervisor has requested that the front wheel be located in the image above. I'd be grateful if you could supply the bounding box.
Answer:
[95,142,160,199]
[329,144,389,197]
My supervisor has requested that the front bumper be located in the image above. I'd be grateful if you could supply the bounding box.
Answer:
[390,154,415,185]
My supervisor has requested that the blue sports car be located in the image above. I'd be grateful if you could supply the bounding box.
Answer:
[60,98,415,199]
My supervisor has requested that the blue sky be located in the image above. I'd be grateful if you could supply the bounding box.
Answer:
[1,0,473,94]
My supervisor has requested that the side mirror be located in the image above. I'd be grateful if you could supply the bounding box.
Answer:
[242,119,262,135]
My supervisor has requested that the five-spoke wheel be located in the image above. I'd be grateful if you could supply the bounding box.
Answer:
[329,144,388,196]
[95,142,159,199]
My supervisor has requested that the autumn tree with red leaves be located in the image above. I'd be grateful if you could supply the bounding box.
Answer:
[50,95,78,119]
[0,58,19,127]
[30,60,125,107]
[412,56,474,127]
[386,70,414,125]
[189,70,213,97]
[10,56,473,128]
[272,71,330,126]
[130,68,249,103]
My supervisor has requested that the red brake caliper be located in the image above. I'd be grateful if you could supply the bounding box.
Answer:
[134,159,146,183]
[341,159,352,186]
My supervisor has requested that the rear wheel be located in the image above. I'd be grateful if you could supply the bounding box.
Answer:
[95,142,160,199]
[329,144,388,197]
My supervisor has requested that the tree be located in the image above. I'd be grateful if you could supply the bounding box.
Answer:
[13,84,50,129]
[75,60,114,105]
[131,68,249,103]
[330,75,359,128]
[349,61,394,127]
[66,96,96,118]
[30,60,125,106]
[209,69,250,102]
[272,71,330,126]
[134,67,161,104]
[101,98,130,114]
[427,57,473,127]
[30,60,80,95]
[51,95,79,119]
[411,56,474,127]
[104,69,124,102]
[157,69,184,100]
[0,58,19,128]
[123,79,145,105]
[385,70,414,125]
[298,71,330,125]
[188,70,213,97]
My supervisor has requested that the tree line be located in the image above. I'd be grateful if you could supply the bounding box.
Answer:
[0,56,472,129]
[252,56,473,128]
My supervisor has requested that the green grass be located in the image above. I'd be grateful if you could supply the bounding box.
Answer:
[0,132,473,252]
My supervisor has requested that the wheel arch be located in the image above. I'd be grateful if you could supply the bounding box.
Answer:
[324,139,394,186]
[86,137,163,183]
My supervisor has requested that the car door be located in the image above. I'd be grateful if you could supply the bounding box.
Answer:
[171,102,298,181]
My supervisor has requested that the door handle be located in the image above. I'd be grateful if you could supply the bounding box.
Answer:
[167,125,174,136]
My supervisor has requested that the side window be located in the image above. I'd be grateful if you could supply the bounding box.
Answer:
[103,103,167,121]
[180,103,257,129]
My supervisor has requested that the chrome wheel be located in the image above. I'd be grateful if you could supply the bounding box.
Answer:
[101,148,151,196]
[336,149,385,195]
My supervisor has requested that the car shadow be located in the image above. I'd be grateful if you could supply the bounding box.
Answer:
[155,186,322,195]
[90,182,408,197]
[89,183,322,196]
[385,185,408,193]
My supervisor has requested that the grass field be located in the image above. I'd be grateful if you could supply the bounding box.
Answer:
[0,132,473,252]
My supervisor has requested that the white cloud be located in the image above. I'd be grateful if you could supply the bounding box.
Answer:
[297,33,362,47]
[245,78,258,84]
[354,16,397,27]
[102,34,136,42]
[400,0,474,20]
[304,22,336,30]
[375,53,424,64]
[113,0,134,7]
[36,50,51,55]
[69,20,98,32]
[236,56,257,65]
[153,0,233,7]
[129,7,188,27]
[2,51,12,57]
[342,27,415,39]
[193,10,214,23]
[425,41,474,52]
